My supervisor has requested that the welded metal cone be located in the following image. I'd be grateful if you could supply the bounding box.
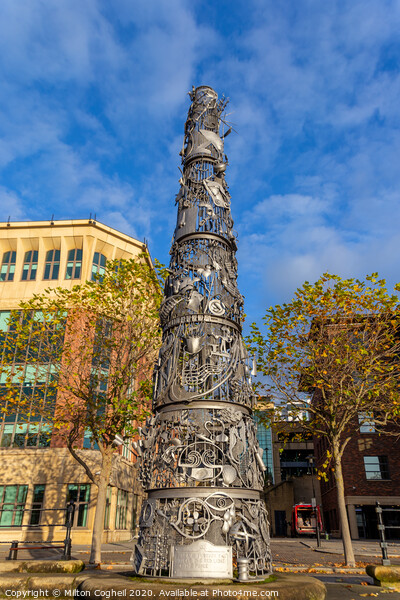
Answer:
[133,86,272,580]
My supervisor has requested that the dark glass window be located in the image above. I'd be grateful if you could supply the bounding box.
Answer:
[21,251,38,281]
[0,484,28,526]
[0,420,52,450]
[280,449,311,480]
[131,494,139,533]
[104,486,112,529]
[43,250,60,280]
[0,310,61,449]
[29,484,45,526]
[67,484,90,527]
[65,249,82,280]
[115,489,128,529]
[364,456,390,480]
[0,251,16,282]
[83,429,99,450]
[0,310,11,354]
[91,252,107,281]
[358,412,376,433]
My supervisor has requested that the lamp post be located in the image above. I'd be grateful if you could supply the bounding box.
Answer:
[308,455,321,547]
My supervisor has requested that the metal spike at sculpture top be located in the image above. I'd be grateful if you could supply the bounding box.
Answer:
[133,86,272,580]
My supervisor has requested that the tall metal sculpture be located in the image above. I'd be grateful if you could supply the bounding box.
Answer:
[133,86,272,580]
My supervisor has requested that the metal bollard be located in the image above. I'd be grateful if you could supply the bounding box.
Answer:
[237,558,250,581]
[6,541,19,561]
[63,501,75,560]
[376,501,391,566]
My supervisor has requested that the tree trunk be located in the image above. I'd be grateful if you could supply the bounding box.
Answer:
[89,448,113,565]
[333,444,355,567]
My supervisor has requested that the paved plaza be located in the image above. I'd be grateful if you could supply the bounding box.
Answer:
[271,538,400,568]
[1,538,400,599]
[1,537,400,567]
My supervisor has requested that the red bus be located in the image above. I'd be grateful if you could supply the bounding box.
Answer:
[291,503,323,536]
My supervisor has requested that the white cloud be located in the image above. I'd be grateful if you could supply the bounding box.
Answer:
[0,187,25,221]
[1,0,400,319]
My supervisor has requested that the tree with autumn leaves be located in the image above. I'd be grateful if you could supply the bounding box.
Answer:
[247,273,400,567]
[1,256,162,565]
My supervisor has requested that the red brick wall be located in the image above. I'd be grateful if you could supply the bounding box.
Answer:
[315,422,400,522]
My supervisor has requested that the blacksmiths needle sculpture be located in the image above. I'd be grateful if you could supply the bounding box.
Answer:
[133,86,272,580]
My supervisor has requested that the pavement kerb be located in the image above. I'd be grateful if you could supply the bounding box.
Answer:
[0,573,90,595]
[86,563,366,575]
[0,559,85,574]
[100,564,365,575]
[273,565,366,574]
[366,564,400,591]
[299,541,343,556]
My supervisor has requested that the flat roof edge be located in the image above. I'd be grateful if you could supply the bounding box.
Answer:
[0,218,145,248]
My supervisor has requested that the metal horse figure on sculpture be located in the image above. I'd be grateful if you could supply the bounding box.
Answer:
[132,86,272,579]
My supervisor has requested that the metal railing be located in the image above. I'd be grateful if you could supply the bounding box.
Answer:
[375,501,400,566]
[0,500,75,560]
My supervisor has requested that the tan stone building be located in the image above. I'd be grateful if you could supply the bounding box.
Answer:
[0,219,150,547]
[262,421,322,537]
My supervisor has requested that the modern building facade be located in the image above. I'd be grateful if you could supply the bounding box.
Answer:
[0,219,149,546]
[259,419,321,537]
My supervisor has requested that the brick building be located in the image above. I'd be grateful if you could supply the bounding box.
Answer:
[315,421,400,539]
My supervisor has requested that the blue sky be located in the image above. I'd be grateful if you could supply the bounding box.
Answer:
[1,0,400,329]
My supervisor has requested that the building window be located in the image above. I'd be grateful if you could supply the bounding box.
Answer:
[83,429,99,451]
[65,249,82,280]
[0,251,16,282]
[0,421,52,449]
[364,456,390,480]
[359,412,375,433]
[256,416,274,485]
[0,484,28,526]
[0,310,61,449]
[29,484,45,526]
[104,486,112,530]
[0,377,55,449]
[91,252,107,281]
[115,489,128,530]
[21,251,38,281]
[0,311,10,352]
[67,484,90,527]
[279,449,311,481]
[43,250,60,280]
[132,494,139,532]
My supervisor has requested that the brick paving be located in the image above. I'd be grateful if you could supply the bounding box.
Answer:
[1,537,400,568]
[2,539,400,600]
[270,538,400,567]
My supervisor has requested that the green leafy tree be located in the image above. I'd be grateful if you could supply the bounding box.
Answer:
[1,255,162,565]
[247,273,400,566]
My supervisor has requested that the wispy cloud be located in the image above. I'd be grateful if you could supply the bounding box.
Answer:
[0,0,215,242]
[1,0,400,324]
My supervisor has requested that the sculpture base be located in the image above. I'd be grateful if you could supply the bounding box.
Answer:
[77,572,327,600]
[133,488,271,579]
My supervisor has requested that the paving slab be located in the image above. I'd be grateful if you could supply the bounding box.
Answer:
[324,582,400,599]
